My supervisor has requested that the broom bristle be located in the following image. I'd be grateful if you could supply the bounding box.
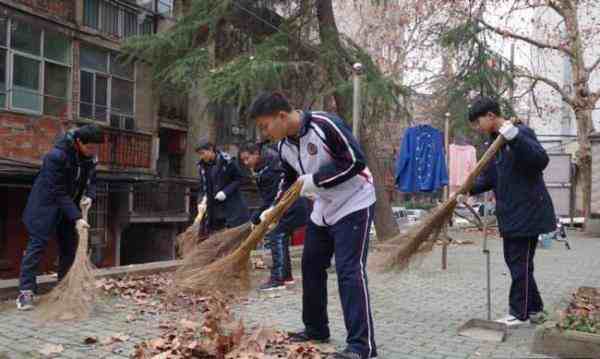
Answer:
[176,206,207,258]
[37,229,96,321]
[172,224,252,286]
[174,182,303,295]
[382,198,457,271]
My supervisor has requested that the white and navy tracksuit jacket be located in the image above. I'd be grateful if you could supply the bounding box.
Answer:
[277,111,376,226]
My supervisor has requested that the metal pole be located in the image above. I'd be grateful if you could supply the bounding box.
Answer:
[442,113,450,270]
[352,63,364,140]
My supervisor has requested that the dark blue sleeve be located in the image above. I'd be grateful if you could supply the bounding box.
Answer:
[222,160,243,196]
[46,152,82,221]
[197,166,206,201]
[310,115,366,189]
[253,167,281,224]
[84,160,98,200]
[394,128,412,192]
[509,126,549,173]
[276,142,299,201]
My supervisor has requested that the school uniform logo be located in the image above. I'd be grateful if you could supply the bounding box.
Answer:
[307,142,318,155]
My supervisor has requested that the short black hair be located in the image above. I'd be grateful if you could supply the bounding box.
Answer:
[75,125,104,144]
[248,92,292,120]
[468,96,501,122]
[195,138,215,152]
[239,142,261,155]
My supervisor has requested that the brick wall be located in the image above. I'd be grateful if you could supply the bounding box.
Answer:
[0,113,63,163]
[13,0,75,23]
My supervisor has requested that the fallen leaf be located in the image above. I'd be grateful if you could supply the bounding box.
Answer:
[180,319,199,331]
[149,338,166,350]
[39,344,64,356]
[83,336,98,345]
[126,314,136,322]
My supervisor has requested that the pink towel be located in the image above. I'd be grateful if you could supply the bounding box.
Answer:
[449,144,477,190]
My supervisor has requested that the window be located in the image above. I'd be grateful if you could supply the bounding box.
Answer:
[84,0,154,38]
[157,0,173,16]
[0,17,72,114]
[80,45,135,129]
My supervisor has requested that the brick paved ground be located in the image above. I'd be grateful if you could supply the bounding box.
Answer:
[1,230,599,358]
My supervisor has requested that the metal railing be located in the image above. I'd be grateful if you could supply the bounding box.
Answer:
[128,180,189,218]
[98,127,153,169]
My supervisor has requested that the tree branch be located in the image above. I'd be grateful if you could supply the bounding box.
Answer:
[476,18,575,58]
[586,55,600,76]
[517,73,575,106]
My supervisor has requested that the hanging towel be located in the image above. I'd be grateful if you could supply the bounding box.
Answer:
[449,144,477,194]
[395,125,449,193]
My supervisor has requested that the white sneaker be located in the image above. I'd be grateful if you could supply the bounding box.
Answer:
[495,315,529,327]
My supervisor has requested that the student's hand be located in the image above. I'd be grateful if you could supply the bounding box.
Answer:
[499,121,519,141]
[197,196,207,214]
[299,174,317,197]
[215,191,227,202]
[80,196,92,209]
[456,194,468,204]
[76,219,90,231]
[259,207,275,224]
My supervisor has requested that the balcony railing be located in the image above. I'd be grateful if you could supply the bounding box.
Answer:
[98,127,153,169]
[128,180,190,220]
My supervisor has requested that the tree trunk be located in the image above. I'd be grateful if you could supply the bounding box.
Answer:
[361,127,401,240]
[575,108,593,220]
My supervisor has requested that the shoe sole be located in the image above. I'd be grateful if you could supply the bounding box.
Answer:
[258,286,286,292]
[17,305,33,311]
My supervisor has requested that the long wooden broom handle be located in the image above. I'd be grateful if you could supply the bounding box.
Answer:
[80,199,91,222]
[454,134,507,198]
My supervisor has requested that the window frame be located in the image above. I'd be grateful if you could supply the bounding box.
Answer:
[79,45,136,129]
[83,0,154,39]
[0,16,72,116]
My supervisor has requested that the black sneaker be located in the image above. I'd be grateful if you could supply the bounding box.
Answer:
[16,290,34,311]
[258,280,285,292]
[330,349,364,359]
[288,330,330,343]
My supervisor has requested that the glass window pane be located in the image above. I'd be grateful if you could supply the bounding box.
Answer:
[110,114,120,128]
[0,50,5,107]
[158,0,172,16]
[45,31,71,64]
[45,63,69,98]
[11,20,41,55]
[124,117,135,130]
[84,0,100,29]
[123,11,137,38]
[95,75,108,121]
[80,71,93,118]
[101,1,120,36]
[12,55,41,111]
[0,15,8,47]
[44,96,68,116]
[110,53,134,79]
[80,45,107,72]
[111,78,134,115]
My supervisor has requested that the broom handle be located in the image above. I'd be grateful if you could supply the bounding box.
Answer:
[80,199,91,222]
[455,134,507,197]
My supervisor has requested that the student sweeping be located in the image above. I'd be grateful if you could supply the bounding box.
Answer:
[195,139,249,235]
[460,96,556,326]
[17,125,104,310]
[248,92,377,359]
[239,142,309,291]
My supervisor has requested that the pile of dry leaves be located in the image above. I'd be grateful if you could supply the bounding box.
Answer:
[96,273,212,313]
[132,296,329,359]
[558,287,600,334]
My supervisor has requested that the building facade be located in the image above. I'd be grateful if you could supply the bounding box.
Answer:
[0,0,207,279]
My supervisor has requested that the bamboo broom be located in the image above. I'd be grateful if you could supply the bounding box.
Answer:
[38,199,96,321]
[174,180,303,295]
[383,132,509,270]
[176,196,208,258]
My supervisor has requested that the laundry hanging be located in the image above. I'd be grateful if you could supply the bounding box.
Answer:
[395,125,449,193]
[448,144,477,195]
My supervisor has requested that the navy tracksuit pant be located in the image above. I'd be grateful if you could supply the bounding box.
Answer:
[267,229,292,282]
[503,236,544,320]
[302,205,376,358]
[20,216,77,293]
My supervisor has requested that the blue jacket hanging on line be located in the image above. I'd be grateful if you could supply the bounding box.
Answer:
[395,125,449,193]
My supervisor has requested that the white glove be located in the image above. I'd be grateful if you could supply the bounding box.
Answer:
[80,196,92,208]
[499,121,518,141]
[215,191,227,202]
[299,174,318,197]
[260,207,275,223]
[76,219,90,231]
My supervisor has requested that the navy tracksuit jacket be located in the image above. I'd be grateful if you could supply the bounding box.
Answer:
[471,124,556,320]
[20,133,97,293]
